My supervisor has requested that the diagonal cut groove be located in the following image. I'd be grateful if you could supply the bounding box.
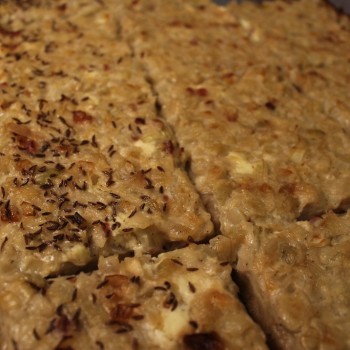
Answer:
[122,38,223,241]
[121,28,272,350]
[231,269,278,350]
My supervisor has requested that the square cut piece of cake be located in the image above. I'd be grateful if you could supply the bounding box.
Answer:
[0,0,212,277]
[117,0,350,227]
[234,211,350,350]
[0,244,267,350]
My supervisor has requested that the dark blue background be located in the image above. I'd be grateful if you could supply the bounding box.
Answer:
[213,0,350,14]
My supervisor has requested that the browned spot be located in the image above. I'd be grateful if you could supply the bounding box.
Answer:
[279,183,296,195]
[135,117,146,125]
[255,119,272,128]
[17,136,37,155]
[2,43,20,50]
[100,222,111,238]
[128,103,138,112]
[225,112,238,123]
[57,4,67,11]
[259,183,273,193]
[277,168,294,177]
[183,332,224,350]
[265,97,278,110]
[20,201,36,217]
[0,27,22,37]
[55,314,71,333]
[152,118,165,130]
[1,101,14,110]
[169,21,193,29]
[186,87,208,97]
[57,144,72,155]
[1,202,20,223]
[110,304,134,322]
[163,140,174,154]
[73,110,93,123]
[222,72,234,80]
[105,274,130,290]
[210,123,220,129]
[99,275,132,305]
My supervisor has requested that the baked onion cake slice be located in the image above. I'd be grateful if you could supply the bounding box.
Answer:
[0,110,212,277]
[234,211,350,350]
[117,0,350,225]
[113,0,350,252]
[0,0,212,277]
[0,244,267,350]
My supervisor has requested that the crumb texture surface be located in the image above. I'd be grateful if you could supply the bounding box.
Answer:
[1,0,350,349]
[113,0,350,349]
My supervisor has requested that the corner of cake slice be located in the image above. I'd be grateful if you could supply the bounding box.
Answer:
[0,244,267,350]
